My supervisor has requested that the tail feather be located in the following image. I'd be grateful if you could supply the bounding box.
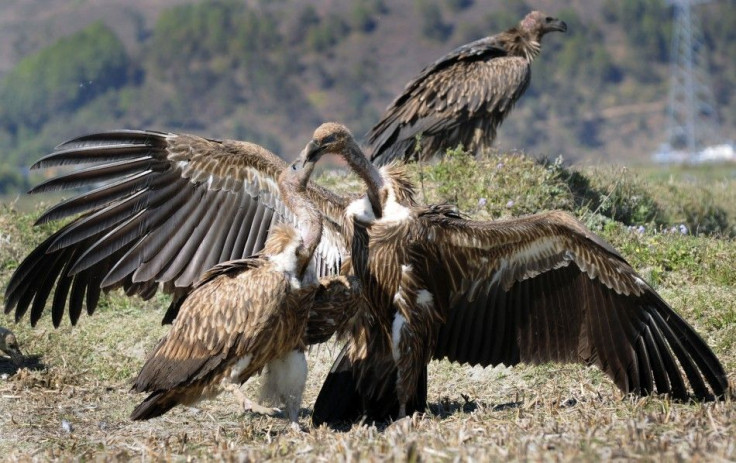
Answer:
[312,346,364,427]
[130,390,183,421]
[312,344,428,427]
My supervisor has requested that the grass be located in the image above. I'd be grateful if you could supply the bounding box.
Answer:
[1,153,735,461]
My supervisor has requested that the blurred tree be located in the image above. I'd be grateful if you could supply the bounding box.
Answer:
[0,21,130,132]
[415,0,453,41]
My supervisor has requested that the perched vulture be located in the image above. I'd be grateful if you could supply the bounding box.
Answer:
[0,327,23,366]
[368,10,567,166]
[131,158,330,422]
[298,123,729,426]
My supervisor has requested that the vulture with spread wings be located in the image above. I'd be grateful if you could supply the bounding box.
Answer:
[300,123,729,426]
[3,130,350,329]
[130,157,361,423]
[368,10,567,166]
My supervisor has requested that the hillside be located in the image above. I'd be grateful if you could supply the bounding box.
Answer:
[1,0,736,194]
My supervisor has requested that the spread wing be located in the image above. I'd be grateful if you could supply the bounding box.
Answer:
[412,210,728,400]
[367,36,530,165]
[4,130,349,327]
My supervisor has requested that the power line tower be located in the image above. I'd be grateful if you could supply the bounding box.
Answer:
[661,0,723,162]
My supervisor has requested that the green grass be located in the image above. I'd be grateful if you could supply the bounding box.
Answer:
[1,153,734,461]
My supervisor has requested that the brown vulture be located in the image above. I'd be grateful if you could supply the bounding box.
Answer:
[2,129,362,419]
[367,10,567,166]
[298,123,729,426]
[131,158,329,423]
[0,327,23,366]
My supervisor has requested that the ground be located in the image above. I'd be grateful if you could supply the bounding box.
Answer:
[1,156,735,461]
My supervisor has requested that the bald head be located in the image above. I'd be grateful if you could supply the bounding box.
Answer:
[300,122,361,165]
[519,11,567,39]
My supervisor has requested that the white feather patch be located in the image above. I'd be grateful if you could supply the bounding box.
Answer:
[393,291,407,306]
[381,199,411,223]
[345,196,375,223]
[416,289,434,307]
[259,350,307,422]
[391,313,407,362]
[378,173,411,223]
[269,239,301,288]
[230,354,253,381]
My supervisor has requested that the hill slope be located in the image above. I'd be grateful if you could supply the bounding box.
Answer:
[1,0,735,194]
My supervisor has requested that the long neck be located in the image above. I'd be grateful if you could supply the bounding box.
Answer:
[279,168,323,276]
[502,27,541,61]
[344,142,385,218]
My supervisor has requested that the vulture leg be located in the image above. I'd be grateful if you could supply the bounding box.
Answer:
[392,275,438,419]
[258,349,308,423]
[225,383,281,417]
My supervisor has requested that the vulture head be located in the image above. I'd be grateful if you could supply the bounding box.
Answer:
[280,156,317,194]
[0,327,23,366]
[520,10,567,40]
[299,122,359,166]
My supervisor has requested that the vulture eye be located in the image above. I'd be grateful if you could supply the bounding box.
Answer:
[545,17,554,22]
[321,134,336,145]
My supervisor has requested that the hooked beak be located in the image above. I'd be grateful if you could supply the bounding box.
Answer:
[298,139,324,168]
[549,19,567,33]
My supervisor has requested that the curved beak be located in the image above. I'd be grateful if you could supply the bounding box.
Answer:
[550,19,567,33]
[298,139,324,168]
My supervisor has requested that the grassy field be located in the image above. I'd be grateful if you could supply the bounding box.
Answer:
[1,154,735,461]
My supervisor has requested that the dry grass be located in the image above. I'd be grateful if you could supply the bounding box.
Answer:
[1,160,736,461]
[1,300,734,462]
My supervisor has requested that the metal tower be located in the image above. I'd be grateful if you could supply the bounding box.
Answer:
[663,0,722,161]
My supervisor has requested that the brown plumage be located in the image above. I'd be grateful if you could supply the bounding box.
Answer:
[0,327,23,366]
[368,10,567,166]
[4,130,349,328]
[301,123,729,426]
[131,156,330,421]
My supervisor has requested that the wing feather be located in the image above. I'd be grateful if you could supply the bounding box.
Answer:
[414,210,727,399]
[5,130,349,326]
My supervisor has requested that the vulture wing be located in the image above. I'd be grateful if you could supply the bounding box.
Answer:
[4,130,348,327]
[303,275,365,345]
[368,36,529,166]
[413,209,728,400]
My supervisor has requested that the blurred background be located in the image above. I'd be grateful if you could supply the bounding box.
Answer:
[1,0,735,197]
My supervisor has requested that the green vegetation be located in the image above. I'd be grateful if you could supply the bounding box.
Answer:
[0,22,133,192]
[1,153,734,460]
[410,147,736,238]
[0,21,131,134]
[3,0,735,196]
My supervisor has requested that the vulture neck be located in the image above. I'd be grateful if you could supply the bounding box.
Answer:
[343,142,385,219]
[503,27,542,62]
[278,167,323,277]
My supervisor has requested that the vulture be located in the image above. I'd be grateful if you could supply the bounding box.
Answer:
[0,326,23,366]
[1,129,362,419]
[367,10,567,166]
[4,122,729,426]
[298,123,729,425]
[131,157,332,422]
